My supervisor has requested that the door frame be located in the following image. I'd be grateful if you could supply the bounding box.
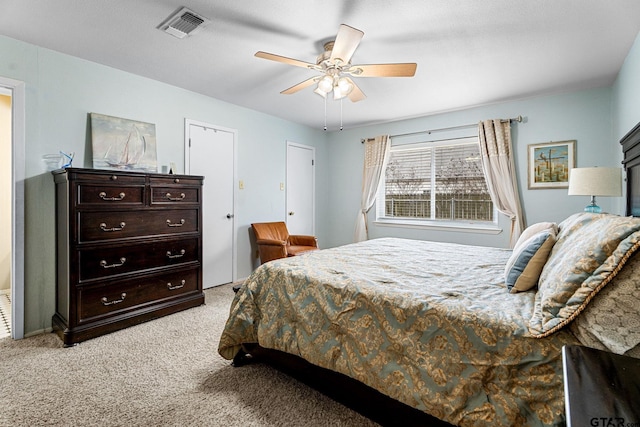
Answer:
[1,76,25,339]
[184,118,238,284]
[286,141,316,235]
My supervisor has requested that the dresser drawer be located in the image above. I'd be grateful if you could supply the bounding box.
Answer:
[149,176,202,187]
[79,209,199,242]
[78,237,199,282]
[77,184,145,206]
[150,186,201,205]
[77,268,200,324]
[70,170,147,185]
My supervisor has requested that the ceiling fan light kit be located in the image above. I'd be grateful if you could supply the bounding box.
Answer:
[317,75,335,94]
[255,24,417,130]
[314,73,354,100]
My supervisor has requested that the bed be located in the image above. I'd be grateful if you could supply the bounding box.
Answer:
[218,124,640,427]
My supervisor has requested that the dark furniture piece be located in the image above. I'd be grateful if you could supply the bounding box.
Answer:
[52,168,204,346]
[562,345,640,427]
[251,221,318,264]
[621,121,640,216]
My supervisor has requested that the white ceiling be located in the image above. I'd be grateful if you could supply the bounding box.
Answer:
[2,0,640,130]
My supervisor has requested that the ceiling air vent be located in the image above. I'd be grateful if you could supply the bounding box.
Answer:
[158,7,209,39]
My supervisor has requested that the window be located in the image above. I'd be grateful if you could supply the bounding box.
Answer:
[376,137,494,224]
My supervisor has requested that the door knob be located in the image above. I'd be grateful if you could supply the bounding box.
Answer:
[226,213,234,219]
[288,211,294,216]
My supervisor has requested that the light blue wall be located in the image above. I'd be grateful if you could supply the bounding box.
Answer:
[612,30,640,218]
[612,32,640,145]
[325,87,617,249]
[0,35,328,335]
[611,30,640,215]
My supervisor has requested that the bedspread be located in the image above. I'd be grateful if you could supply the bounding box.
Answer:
[218,238,579,427]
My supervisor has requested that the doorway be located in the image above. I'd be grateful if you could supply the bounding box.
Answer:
[286,142,315,236]
[0,89,11,338]
[185,119,236,288]
[0,76,25,340]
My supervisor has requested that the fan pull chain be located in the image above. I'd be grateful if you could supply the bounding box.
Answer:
[340,98,343,131]
[323,95,327,131]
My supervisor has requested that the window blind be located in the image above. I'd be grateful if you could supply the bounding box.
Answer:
[377,138,493,222]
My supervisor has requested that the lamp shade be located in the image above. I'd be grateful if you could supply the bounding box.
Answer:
[568,167,622,196]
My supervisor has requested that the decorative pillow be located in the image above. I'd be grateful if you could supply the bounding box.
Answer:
[569,251,640,354]
[516,221,558,244]
[529,213,640,338]
[505,224,557,293]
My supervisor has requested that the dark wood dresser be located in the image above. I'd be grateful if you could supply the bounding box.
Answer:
[52,167,205,346]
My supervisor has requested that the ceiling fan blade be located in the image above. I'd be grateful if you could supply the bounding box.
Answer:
[281,77,318,95]
[255,51,318,70]
[329,24,364,65]
[346,78,366,102]
[349,63,417,77]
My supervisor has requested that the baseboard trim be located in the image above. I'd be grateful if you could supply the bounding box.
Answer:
[24,327,53,338]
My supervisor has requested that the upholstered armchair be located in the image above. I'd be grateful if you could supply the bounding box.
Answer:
[251,221,319,264]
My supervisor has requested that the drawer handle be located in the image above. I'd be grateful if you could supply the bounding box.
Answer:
[100,222,126,232]
[166,249,186,259]
[101,293,126,306]
[166,192,186,201]
[100,257,127,268]
[99,191,126,201]
[167,280,186,290]
[166,219,186,227]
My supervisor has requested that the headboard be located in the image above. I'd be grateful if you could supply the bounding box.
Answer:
[620,121,640,217]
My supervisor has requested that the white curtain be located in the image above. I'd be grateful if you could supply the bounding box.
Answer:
[354,135,390,242]
[478,120,525,247]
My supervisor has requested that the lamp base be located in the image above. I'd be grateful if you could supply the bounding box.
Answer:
[584,196,602,213]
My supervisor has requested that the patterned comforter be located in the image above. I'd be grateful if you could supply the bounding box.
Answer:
[218,238,579,426]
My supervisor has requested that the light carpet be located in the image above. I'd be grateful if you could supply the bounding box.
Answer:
[0,283,379,426]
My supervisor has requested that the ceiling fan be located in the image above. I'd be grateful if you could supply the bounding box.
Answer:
[255,24,417,102]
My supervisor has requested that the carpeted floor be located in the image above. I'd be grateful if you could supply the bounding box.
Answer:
[0,283,379,426]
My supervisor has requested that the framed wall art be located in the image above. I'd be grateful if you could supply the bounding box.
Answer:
[528,140,576,189]
[91,113,158,172]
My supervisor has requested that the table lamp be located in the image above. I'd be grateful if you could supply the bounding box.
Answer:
[568,167,622,213]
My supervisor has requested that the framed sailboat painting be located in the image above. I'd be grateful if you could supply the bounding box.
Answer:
[90,113,158,172]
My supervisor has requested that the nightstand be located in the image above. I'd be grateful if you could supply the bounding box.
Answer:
[562,345,640,427]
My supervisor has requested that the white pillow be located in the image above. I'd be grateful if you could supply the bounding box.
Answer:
[515,221,558,248]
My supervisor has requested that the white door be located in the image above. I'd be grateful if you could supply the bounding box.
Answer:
[286,142,315,235]
[186,121,235,288]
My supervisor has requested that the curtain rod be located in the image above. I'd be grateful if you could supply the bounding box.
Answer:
[361,115,523,143]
